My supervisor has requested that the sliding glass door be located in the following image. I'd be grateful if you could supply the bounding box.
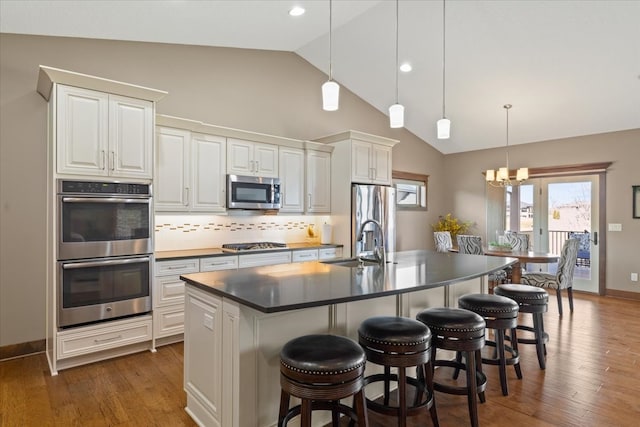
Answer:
[505,175,599,293]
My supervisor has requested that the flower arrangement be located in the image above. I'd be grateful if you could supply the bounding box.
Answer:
[432,214,473,240]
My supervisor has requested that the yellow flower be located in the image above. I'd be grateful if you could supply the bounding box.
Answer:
[432,214,472,239]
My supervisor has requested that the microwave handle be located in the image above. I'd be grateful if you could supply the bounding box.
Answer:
[62,197,150,204]
[62,257,151,269]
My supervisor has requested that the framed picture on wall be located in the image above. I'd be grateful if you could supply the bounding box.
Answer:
[634,186,640,219]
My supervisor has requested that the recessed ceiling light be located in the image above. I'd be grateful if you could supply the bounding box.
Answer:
[400,63,412,72]
[289,6,305,17]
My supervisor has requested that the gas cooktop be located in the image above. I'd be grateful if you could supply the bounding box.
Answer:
[221,242,288,252]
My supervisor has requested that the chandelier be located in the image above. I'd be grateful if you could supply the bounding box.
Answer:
[486,104,529,187]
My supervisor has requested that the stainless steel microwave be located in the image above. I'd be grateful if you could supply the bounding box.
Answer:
[227,175,281,210]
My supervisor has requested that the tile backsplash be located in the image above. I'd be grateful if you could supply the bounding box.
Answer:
[154,214,332,251]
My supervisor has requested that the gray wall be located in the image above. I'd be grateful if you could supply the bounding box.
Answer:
[0,34,444,346]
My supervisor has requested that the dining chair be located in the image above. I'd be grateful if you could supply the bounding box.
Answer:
[456,235,484,255]
[505,232,529,251]
[504,232,530,281]
[520,238,579,316]
[434,231,453,253]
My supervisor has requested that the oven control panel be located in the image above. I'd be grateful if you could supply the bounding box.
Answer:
[59,180,151,196]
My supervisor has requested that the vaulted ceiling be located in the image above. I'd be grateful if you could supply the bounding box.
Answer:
[2,0,639,154]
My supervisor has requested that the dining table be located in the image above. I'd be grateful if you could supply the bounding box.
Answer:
[481,249,560,283]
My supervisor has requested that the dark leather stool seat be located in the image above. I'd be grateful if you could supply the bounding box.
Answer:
[278,334,368,427]
[494,284,549,370]
[358,316,439,427]
[416,307,487,427]
[458,293,521,396]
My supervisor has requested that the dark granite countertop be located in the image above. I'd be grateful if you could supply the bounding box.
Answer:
[155,242,343,260]
[180,250,516,313]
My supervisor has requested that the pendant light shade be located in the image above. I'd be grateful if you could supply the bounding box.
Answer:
[322,0,339,111]
[437,118,450,139]
[322,80,340,111]
[389,103,405,128]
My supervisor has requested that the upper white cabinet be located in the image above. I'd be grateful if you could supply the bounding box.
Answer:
[351,140,393,185]
[279,147,305,213]
[155,127,226,212]
[56,85,153,179]
[227,138,278,177]
[306,149,331,213]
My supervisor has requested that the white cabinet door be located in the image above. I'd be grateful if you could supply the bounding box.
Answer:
[109,95,153,179]
[191,133,226,212]
[227,138,278,177]
[279,147,304,213]
[226,138,253,175]
[56,85,153,179]
[371,143,392,185]
[238,251,292,268]
[254,142,278,177]
[155,127,190,211]
[56,85,109,176]
[350,140,392,185]
[292,249,319,263]
[306,150,331,213]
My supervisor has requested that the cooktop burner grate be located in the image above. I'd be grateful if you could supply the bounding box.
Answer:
[221,242,287,252]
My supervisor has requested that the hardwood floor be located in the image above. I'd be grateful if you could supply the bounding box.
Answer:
[1,292,638,426]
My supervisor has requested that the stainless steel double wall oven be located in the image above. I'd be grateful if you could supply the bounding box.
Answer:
[57,180,153,328]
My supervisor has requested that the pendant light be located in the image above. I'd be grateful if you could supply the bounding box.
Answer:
[486,104,529,187]
[322,0,339,111]
[389,0,404,128]
[437,0,450,139]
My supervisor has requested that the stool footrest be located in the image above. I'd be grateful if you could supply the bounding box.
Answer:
[433,360,487,395]
[281,401,358,426]
[362,373,435,417]
[482,340,520,366]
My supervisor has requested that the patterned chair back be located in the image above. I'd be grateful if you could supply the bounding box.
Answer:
[556,238,580,289]
[505,232,530,251]
[456,235,484,255]
[434,231,453,253]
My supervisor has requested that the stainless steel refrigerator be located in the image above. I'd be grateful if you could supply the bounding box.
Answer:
[352,184,396,258]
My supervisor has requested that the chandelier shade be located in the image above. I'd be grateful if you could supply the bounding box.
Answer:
[437,118,450,139]
[437,0,450,139]
[389,0,404,128]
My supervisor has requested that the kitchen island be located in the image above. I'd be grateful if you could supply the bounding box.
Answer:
[180,250,515,427]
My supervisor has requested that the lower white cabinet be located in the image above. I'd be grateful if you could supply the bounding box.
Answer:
[153,255,238,341]
[319,247,343,260]
[292,249,319,263]
[154,248,341,342]
[57,315,152,360]
[238,251,292,268]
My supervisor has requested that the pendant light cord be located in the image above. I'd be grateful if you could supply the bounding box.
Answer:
[329,0,333,80]
[395,0,399,103]
[442,0,446,118]
[505,104,511,170]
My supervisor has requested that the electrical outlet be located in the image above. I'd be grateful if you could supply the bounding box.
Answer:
[632,273,639,282]
[608,223,622,232]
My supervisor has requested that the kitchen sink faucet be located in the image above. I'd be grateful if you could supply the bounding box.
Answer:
[356,219,386,265]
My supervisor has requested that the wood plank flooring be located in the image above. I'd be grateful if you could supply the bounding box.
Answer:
[1,291,639,426]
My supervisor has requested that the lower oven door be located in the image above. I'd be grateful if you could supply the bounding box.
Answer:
[58,255,152,328]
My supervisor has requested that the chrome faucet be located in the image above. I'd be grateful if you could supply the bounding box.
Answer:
[356,219,386,265]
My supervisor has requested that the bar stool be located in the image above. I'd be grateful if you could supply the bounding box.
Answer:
[358,316,439,427]
[457,293,521,395]
[494,284,549,370]
[278,334,368,427]
[416,307,487,427]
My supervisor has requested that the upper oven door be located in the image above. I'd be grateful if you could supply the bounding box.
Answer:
[58,195,152,260]
[227,175,281,210]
